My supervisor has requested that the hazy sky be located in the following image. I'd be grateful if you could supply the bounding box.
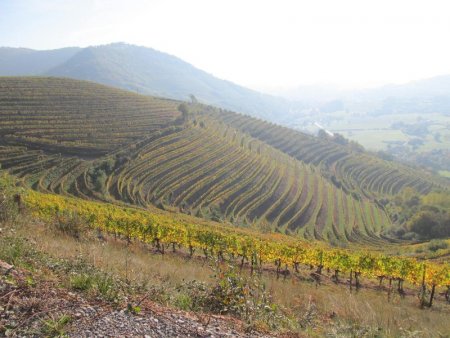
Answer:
[2,0,450,89]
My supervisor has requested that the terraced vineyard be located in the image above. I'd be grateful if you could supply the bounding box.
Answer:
[0,77,180,157]
[0,77,446,245]
[205,109,447,198]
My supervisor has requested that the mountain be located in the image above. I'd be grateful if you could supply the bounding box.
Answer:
[353,75,450,115]
[0,47,80,75]
[270,75,450,115]
[1,77,448,244]
[0,43,302,122]
[360,75,450,100]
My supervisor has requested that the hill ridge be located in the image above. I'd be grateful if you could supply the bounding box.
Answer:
[0,43,301,121]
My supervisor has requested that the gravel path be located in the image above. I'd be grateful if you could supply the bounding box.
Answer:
[1,260,271,337]
[71,306,258,337]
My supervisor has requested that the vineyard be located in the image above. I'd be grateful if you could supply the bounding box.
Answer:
[0,77,180,156]
[0,77,449,246]
[204,108,447,198]
[24,190,450,307]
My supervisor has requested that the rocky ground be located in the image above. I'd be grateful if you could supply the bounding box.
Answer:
[0,260,272,337]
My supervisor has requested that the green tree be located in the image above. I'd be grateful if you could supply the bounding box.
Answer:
[178,103,190,122]
[189,94,198,104]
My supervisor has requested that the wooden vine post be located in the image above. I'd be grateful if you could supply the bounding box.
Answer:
[419,264,427,309]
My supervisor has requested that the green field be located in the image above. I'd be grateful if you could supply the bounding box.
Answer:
[439,170,450,178]
[293,111,450,152]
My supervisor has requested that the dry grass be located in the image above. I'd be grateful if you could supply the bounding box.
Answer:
[17,220,212,288]
[13,219,450,337]
[267,277,450,337]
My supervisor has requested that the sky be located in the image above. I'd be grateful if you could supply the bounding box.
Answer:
[1,0,450,90]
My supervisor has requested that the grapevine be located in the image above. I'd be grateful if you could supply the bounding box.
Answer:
[24,190,450,306]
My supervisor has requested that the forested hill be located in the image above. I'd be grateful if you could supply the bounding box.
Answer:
[0,47,80,75]
[0,77,448,245]
[0,43,301,122]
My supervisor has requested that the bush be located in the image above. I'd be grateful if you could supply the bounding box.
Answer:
[407,211,450,239]
[389,226,406,238]
[53,211,86,239]
[402,232,418,241]
[176,262,291,331]
[175,280,208,311]
[0,173,22,222]
[427,239,449,252]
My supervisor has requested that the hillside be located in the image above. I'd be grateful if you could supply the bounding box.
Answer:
[350,75,450,114]
[0,43,301,122]
[1,187,448,337]
[0,77,448,246]
[203,109,447,198]
[0,77,180,156]
[0,76,402,244]
[0,259,255,337]
[0,77,449,337]
[3,3,450,337]
[0,47,80,76]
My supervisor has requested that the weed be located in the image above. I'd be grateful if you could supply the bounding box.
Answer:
[94,273,119,301]
[174,293,193,311]
[0,236,39,269]
[147,284,171,305]
[68,270,121,301]
[69,273,93,291]
[41,314,72,337]
[126,303,141,314]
